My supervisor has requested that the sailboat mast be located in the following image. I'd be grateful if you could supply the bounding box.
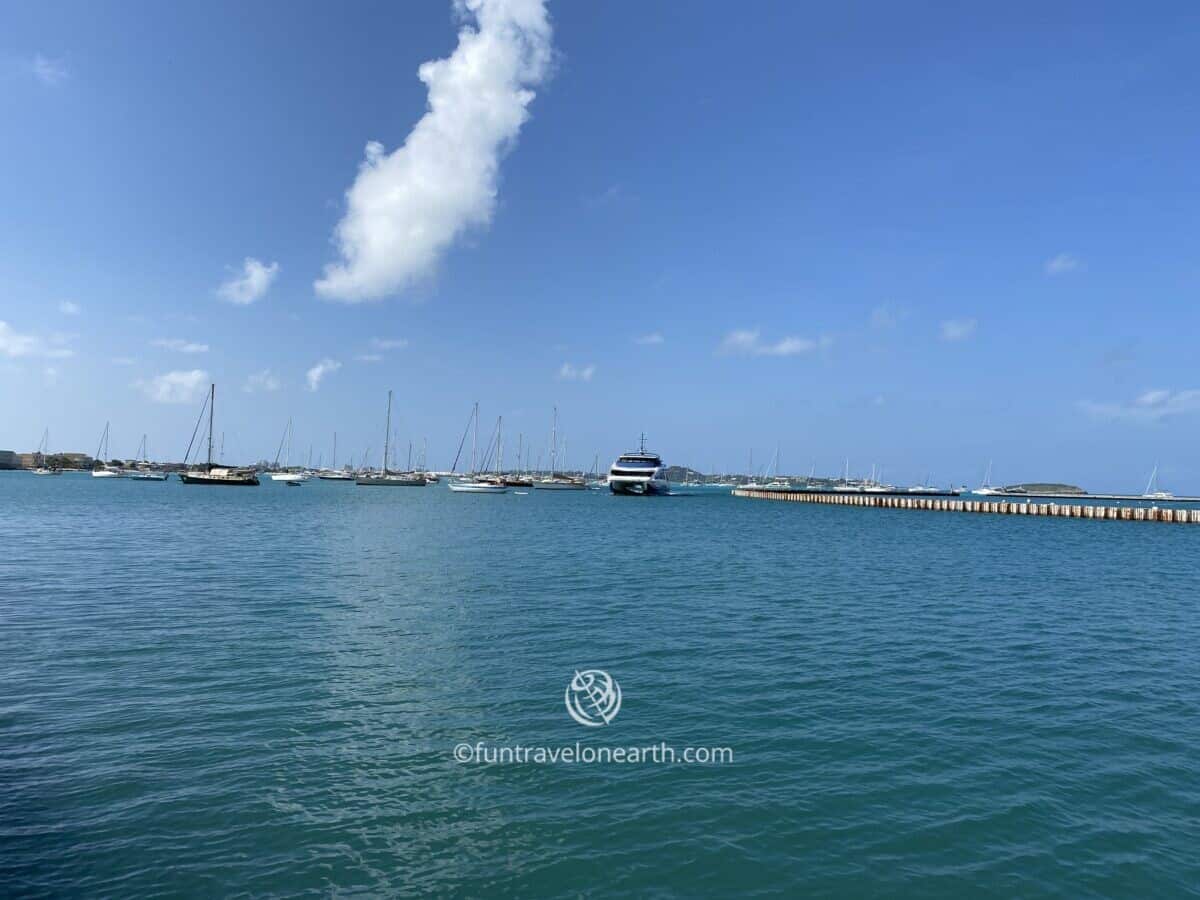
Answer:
[383,390,392,475]
[333,432,337,469]
[471,402,478,474]
[206,384,215,467]
[551,407,558,478]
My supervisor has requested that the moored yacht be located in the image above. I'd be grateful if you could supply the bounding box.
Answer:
[269,418,309,482]
[128,434,168,480]
[972,461,1003,495]
[31,429,62,475]
[180,384,260,486]
[1142,464,1174,500]
[534,406,585,490]
[91,422,126,477]
[357,390,427,487]
[609,434,670,496]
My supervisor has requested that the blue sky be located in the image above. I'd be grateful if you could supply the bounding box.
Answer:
[2,1,1199,489]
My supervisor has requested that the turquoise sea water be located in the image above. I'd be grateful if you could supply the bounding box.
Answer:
[2,472,1198,897]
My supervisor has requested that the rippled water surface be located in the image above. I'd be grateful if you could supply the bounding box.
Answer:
[2,472,1198,897]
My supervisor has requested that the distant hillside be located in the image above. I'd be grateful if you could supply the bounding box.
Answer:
[1004,483,1086,495]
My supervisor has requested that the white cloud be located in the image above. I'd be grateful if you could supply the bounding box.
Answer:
[939,318,977,342]
[58,300,81,316]
[314,0,553,302]
[306,358,342,391]
[1045,253,1083,276]
[718,328,830,357]
[1081,389,1200,424]
[43,367,59,385]
[558,362,595,382]
[136,369,209,404]
[0,321,75,358]
[355,353,383,363]
[370,338,409,351]
[30,54,68,86]
[152,338,209,354]
[243,369,281,393]
[217,257,280,304]
[634,332,664,345]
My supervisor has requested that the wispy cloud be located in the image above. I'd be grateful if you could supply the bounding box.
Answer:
[558,362,595,382]
[243,369,281,393]
[314,0,553,302]
[1081,389,1200,424]
[152,338,208,354]
[1045,253,1083,276]
[306,358,341,391]
[217,257,280,305]
[0,321,74,359]
[634,332,664,345]
[58,300,81,316]
[136,369,209,404]
[586,183,634,208]
[939,318,977,342]
[718,328,831,357]
[370,338,409,351]
[355,353,383,363]
[111,356,137,366]
[43,366,59,385]
[29,54,68,86]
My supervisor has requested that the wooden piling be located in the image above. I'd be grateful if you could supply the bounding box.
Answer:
[731,488,1197,526]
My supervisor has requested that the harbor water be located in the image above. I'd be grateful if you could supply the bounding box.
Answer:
[1,473,1197,896]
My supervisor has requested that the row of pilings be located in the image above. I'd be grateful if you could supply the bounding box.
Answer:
[731,489,1200,524]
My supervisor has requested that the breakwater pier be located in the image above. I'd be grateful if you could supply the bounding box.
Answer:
[732,488,1200,524]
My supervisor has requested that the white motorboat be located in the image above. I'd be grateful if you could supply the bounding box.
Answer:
[609,434,670,496]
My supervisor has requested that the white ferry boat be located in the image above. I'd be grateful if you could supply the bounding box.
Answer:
[608,435,670,496]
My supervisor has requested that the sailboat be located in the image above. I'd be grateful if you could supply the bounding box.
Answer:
[1142,464,1174,500]
[587,453,606,489]
[448,403,507,492]
[180,384,260,485]
[91,422,126,477]
[833,458,861,492]
[763,445,789,490]
[128,434,168,480]
[973,461,1002,496]
[318,432,354,480]
[863,463,891,493]
[269,419,308,482]
[501,432,532,487]
[908,472,939,493]
[535,407,585,490]
[357,391,426,486]
[31,429,62,475]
